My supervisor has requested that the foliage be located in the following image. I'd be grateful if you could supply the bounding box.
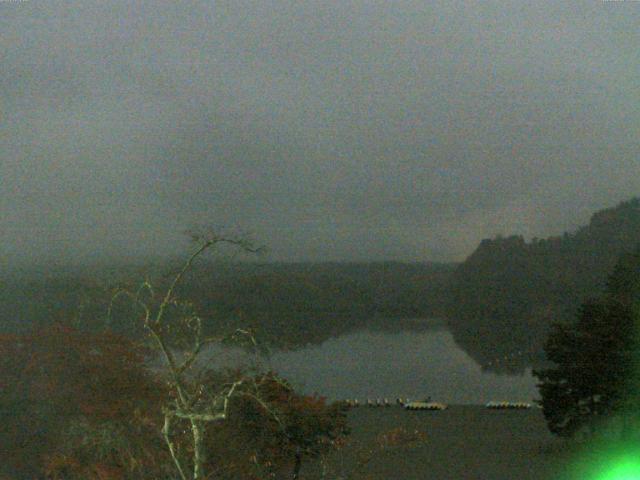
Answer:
[534,248,640,438]
[0,324,169,479]
[0,324,350,480]
[448,197,640,373]
[203,371,350,479]
[0,274,351,480]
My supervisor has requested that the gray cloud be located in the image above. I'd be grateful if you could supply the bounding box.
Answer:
[2,0,639,265]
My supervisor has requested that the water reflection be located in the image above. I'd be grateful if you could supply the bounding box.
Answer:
[202,323,539,405]
[272,328,538,404]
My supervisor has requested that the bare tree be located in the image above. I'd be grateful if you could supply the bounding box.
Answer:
[109,229,280,480]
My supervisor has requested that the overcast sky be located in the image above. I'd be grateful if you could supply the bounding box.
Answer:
[2,0,639,265]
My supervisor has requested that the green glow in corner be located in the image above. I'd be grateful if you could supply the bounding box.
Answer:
[560,441,640,480]
[597,457,640,480]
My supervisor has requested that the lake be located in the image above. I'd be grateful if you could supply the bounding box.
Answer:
[204,321,540,405]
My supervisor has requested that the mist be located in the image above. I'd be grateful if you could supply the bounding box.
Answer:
[2,0,639,266]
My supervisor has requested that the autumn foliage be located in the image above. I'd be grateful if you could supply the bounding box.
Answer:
[0,326,350,480]
[0,324,170,479]
[1,237,351,480]
[203,371,350,478]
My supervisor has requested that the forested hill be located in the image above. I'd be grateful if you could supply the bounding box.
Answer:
[446,197,640,374]
[179,261,455,348]
[0,261,455,349]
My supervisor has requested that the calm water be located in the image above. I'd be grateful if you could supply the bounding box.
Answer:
[203,323,539,405]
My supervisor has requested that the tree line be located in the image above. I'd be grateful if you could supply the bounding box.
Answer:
[535,247,640,441]
[0,260,454,350]
[446,197,640,374]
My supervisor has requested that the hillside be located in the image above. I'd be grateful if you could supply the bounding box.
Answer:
[446,197,640,374]
[0,261,455,349]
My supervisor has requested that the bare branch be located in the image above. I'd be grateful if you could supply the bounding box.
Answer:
[239,390,286,432]
[111,230,265,480]
[155,240,213,328]
[174,411,226,422]
[177,333,225,375]
[136,278,155,302]
[108,288,151,326]
[147,326,194,407]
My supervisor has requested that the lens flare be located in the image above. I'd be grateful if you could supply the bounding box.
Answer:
[595,456,640,480]
[552,434,640,480]
[562,443,640,480]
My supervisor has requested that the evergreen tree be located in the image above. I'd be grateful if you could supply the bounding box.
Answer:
[534,248,640,438]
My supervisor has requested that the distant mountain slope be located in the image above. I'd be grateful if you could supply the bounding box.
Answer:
[446,197,640,374]
[0,261,455,349]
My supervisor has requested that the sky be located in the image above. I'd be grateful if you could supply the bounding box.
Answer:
[2,0,640,265]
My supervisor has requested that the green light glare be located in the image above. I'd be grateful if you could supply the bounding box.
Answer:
[558,439,640,480]
[597,456,640,480]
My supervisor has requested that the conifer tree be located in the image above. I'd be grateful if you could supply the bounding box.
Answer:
[534,248,640,438]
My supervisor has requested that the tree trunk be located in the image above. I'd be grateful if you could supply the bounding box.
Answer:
[192,420,206,480]
[292,451,302,480]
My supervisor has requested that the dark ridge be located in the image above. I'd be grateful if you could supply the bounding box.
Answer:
[446,197,640,374]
